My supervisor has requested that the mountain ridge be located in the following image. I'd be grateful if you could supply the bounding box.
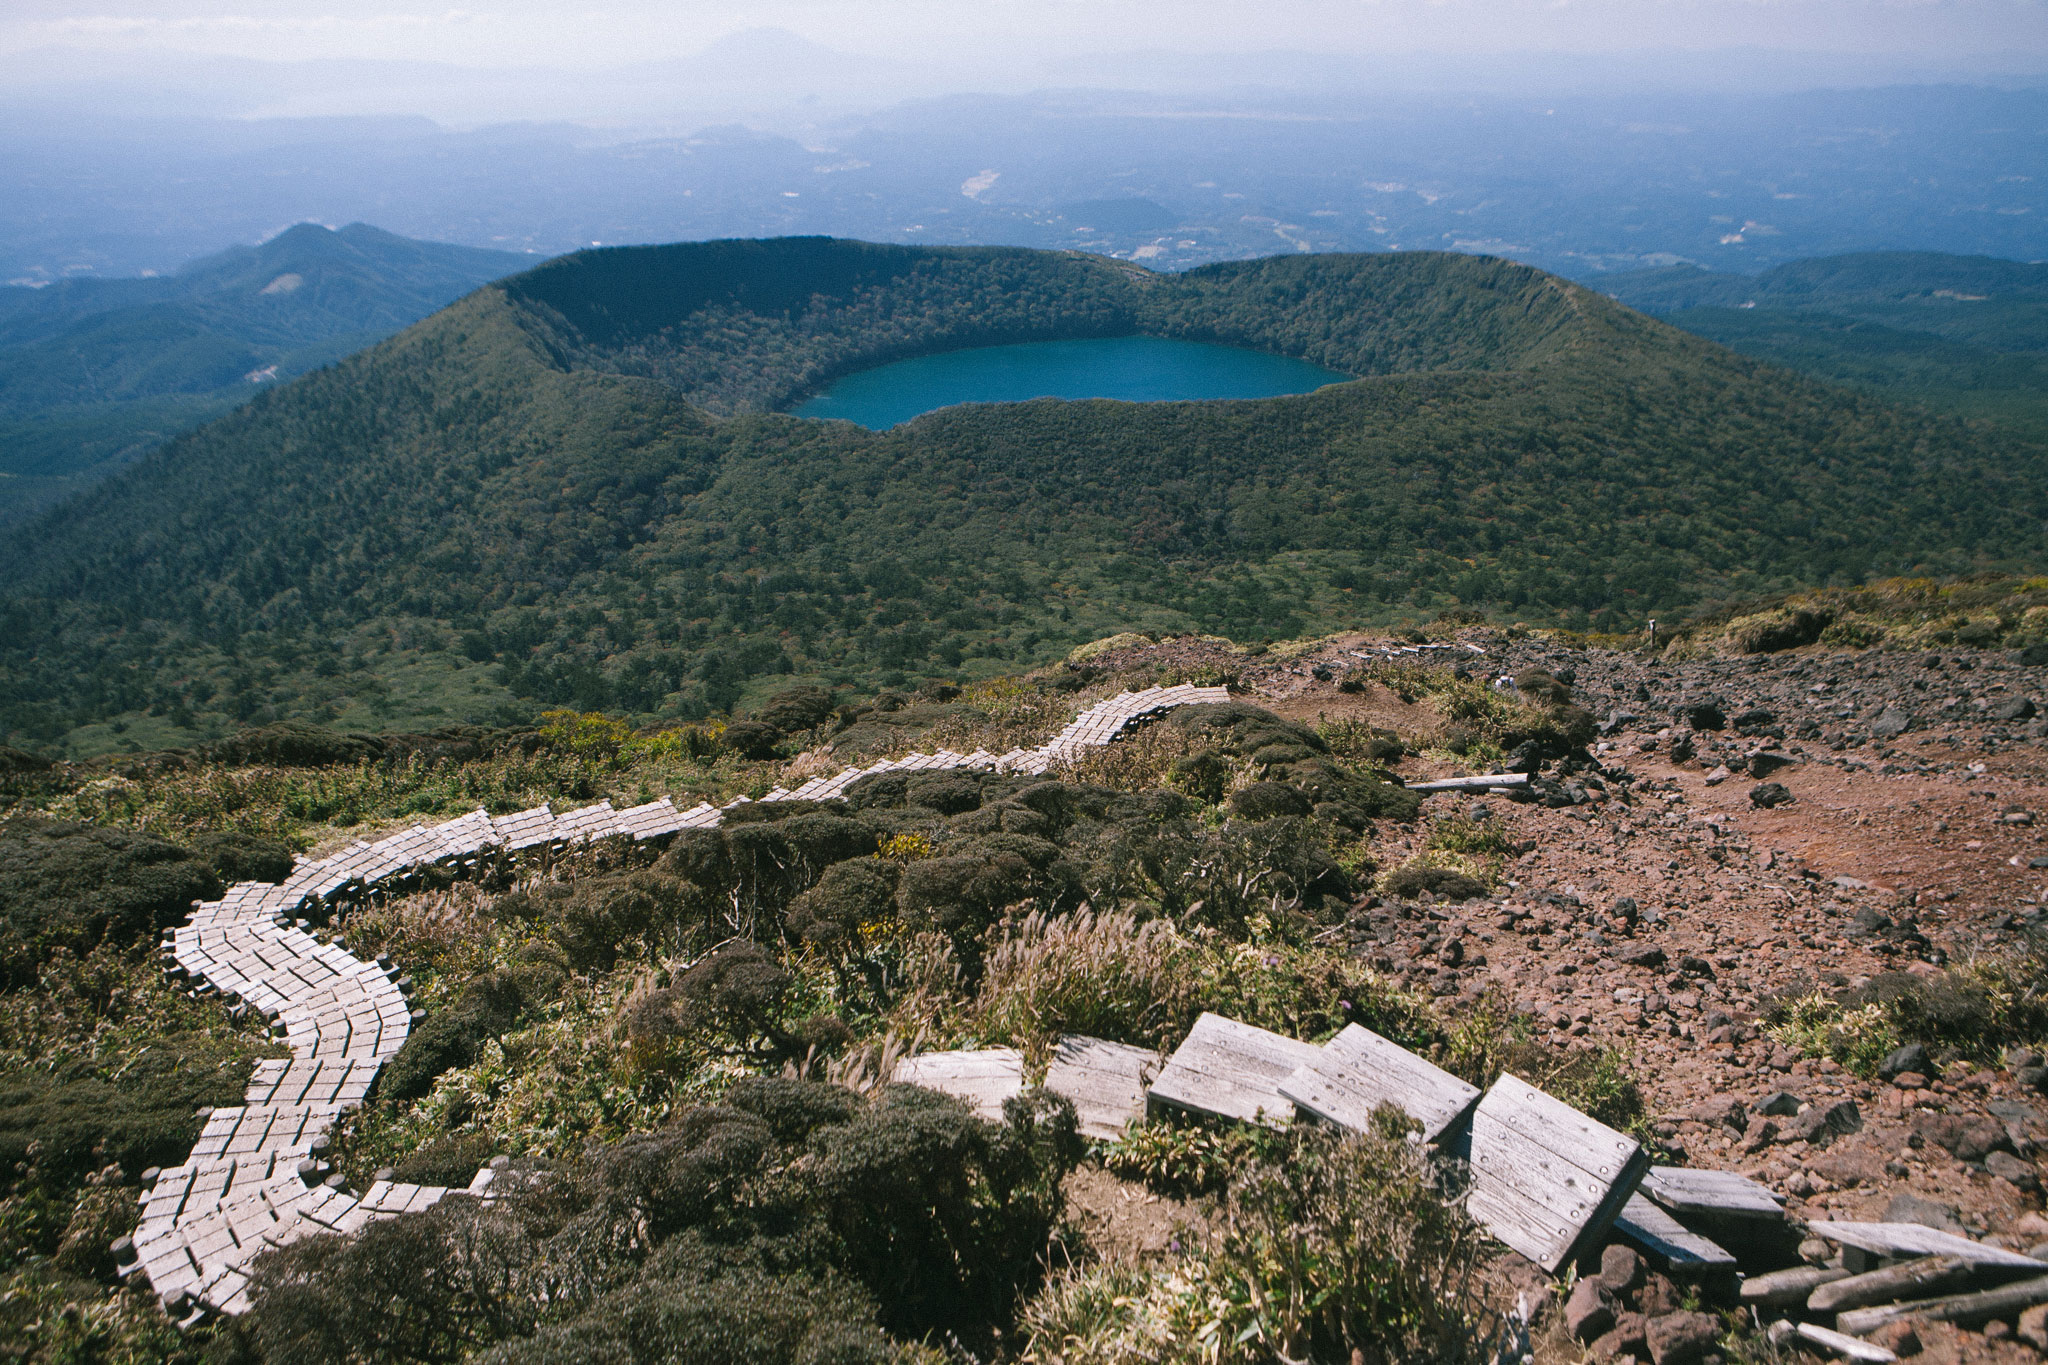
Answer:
[2,237,2040,754]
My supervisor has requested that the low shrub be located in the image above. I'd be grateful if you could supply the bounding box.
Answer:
[1026,1118,1495,1365]
[0,816,222,986]
[973,908,1200,1051]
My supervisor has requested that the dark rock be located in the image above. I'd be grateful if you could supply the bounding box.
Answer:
[1681,701,1726,731]
[1615,943,1668,969]
[2016,1065,2048,1094]
[1668,733,1696,764]
[1749,781,1794,809]
[2017,644,2048,667]
[1689,1096,1748,1131]
[1986,1150,2039,1192]
[1754,1091,1803,1117]
[1636,1272,1684,1317]
[1590,1312,1650,1362]
[1783,1099,1862,1146]
[1749,751,1798,778]
[1566,1278,1617,1342]
[1883,1191,1964,1232]
[1991,697,2038,722]
[1869,705,1915,739]
[1880,1042,1932,1081]
[1913,1111,2012,1162]
[1597,1244,1645,1296]
[1644,1309,1719,1365]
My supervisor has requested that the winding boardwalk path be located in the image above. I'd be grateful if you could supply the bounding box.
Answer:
[124,684,1230,1319]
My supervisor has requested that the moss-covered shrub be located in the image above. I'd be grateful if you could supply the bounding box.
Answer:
[0,816,222,986]
[721,720,783,761]
[1229,782,1314,821]
[189,829,295,885]
[753,685,837,737]
[785,859,899,952]
[379,969,532,1105]
[1378,863,1490,902]
[241,1078,1080,1362]
[203,722,381,768]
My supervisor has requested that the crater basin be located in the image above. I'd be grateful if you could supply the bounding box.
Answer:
[791,335,1351,430]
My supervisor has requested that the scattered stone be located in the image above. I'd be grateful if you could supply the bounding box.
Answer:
[1870,706,1915,740]
[1566,1278,1617,1342]
[1703,765,1732,786]
[1597,1244,1645,1296]
[1590,1312,1650,1363]
[1784,1099,1863,1146]
[1880,1043,1932,1082]
[1913,1112,2012,1163]
[1644,1309,1720,1365]
[1986,1150,2039,1192]
[1750,781,1794,808]
[1867,1321,1922,1357]
[1755,1090,1803,1117]
[1682,702,1726,732]
[1616,943,1669,970]
[1690,1096,1747,1131]
[1884,1192,1966,1233]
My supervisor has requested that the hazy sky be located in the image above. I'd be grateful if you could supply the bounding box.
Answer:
[5,0,2046,70]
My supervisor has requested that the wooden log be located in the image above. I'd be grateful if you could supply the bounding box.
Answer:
[1405,773,1531,793]
[1147,1013,1322,1128]
[1740,1264,1851,1308]
[1835,1274,2048,1337]
[1465,1073,1649,1274]
[1782,1321,1898,1363]
[1613,1192,1736,1273]
[1277,1024,1480,1145]
[1809,1255,2012,1314]
[1804,1221,2046,1269]
[1642,1166,1785,1221]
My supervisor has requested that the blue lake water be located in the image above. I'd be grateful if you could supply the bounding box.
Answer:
[791,335,1352,429]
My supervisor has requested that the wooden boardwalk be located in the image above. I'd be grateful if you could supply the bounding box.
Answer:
[130,685,1230,1320]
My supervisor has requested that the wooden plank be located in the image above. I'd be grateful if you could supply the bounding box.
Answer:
[1044,1035,1160,1140]
[1642,1166,1786,1221]
[1147,1013,1322,1128]
[1277,1024,1480,1145]
[1804,1221,2047,1270]
[1612,1193,1737,1272]
[892,1048,1026,1122]
[1466,1073,1649,1274]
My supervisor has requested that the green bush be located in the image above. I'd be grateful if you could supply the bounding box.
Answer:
[0,816,222,986]
[1027,1118,1492,1365]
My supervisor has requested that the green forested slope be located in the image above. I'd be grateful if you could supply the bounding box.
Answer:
[1598,251,2048,438]
[2,239,2041,753]
[0,224,526,522]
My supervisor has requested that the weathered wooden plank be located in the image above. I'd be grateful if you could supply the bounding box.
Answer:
[1465,1074,1649,1274]
[1043,1036,1161,1140]
[1805,1221,2047,1270]
[1612,1193,1737,1272]
[892,1048,1026,1122]
[1147,1013,1322,1128]
[1643,1165,1785,1220]
[1277,1024,1480,1145]
[1836,1274,2048,1337]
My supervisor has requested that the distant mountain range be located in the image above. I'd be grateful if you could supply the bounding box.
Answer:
[1599,252,2048,437]
[0,224,528,522]
[2,237,2040,756]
